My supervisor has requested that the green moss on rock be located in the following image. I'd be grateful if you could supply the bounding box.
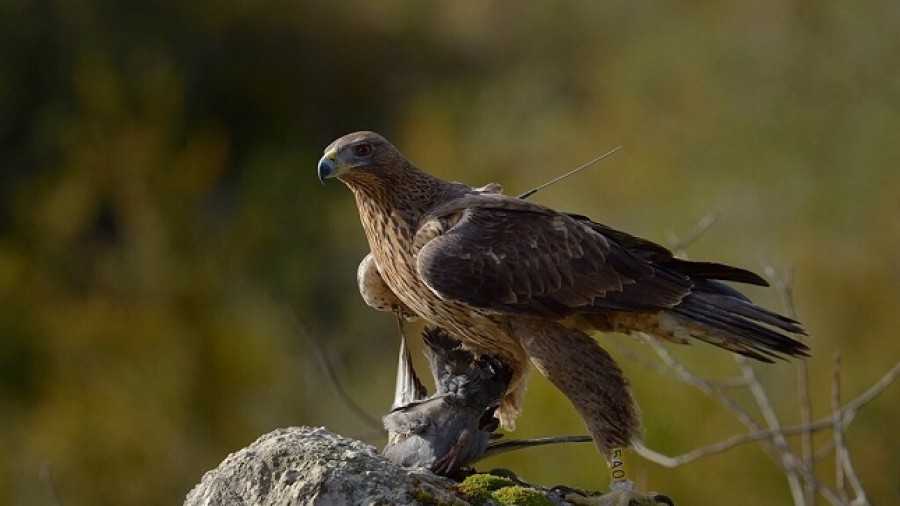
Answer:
[460,473,517,492]
[457,473,516,503]
[491,485,555,506]
[455,473,560,506]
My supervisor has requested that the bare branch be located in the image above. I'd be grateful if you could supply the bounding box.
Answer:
[281,303,385,432]
[635,351,897,497]
[633,430,783,468]
[614,338,748,388]
[635,421,819,468]
[666,213,718,256]
[832,353,870,505]
[763,260,816,506]
[642,337,761,431]
[814,439,836,463]
[761,260,797,320]
[632,222,898,505]
[796,346,816,505]
[839,359,900,419]
[796,358,815,506]
[39,461,63,506]
[611,338,677,378]
[634,384,889,470]
[738,355,807,505]
[634,251,896,505]
[831,352,848,502]
[640,336,806,484]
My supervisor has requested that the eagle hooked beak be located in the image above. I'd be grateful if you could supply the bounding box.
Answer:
[317,148,341,184]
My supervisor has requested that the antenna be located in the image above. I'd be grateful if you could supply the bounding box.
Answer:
[517,145,623,200]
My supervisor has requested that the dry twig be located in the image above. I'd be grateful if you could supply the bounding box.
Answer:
[281,303,385,433]
[763,260,817,506]
[626,217,899,505]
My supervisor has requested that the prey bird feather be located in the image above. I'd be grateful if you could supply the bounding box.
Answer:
[318,131,808,488]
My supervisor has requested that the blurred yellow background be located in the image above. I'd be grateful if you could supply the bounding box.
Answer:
[1,1,897,505]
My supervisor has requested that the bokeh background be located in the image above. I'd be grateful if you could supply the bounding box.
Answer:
[1,1,898,505]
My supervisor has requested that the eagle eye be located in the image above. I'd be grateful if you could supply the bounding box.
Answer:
[353,143,374,158]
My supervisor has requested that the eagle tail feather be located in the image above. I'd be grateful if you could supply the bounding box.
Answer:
[662,259,769,286]
[669,292,809,361]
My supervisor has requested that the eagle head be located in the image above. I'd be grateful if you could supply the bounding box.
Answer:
[317,131,399,184]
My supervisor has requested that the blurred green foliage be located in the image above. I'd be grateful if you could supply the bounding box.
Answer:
[1,1,898,505]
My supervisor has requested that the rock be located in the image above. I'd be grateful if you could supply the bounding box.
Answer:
[183,426,467,506]
[183,426,670,506]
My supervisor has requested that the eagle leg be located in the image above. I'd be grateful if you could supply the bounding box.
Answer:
[514,320,641,488]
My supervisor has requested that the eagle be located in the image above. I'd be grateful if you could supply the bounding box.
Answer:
[318,131,807,485]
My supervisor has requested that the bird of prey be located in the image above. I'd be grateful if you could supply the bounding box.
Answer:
[318,131,808,488]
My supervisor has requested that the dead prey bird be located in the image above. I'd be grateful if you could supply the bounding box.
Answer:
[383,326,599,476]
[382,326,513,475]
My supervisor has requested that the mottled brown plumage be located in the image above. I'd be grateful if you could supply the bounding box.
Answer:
[318,131,808,467]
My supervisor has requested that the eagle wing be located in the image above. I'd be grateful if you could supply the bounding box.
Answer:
[358,252,417,320]
[415,194,692,318]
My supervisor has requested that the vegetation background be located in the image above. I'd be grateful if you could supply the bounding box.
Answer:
[1,1,897,505]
